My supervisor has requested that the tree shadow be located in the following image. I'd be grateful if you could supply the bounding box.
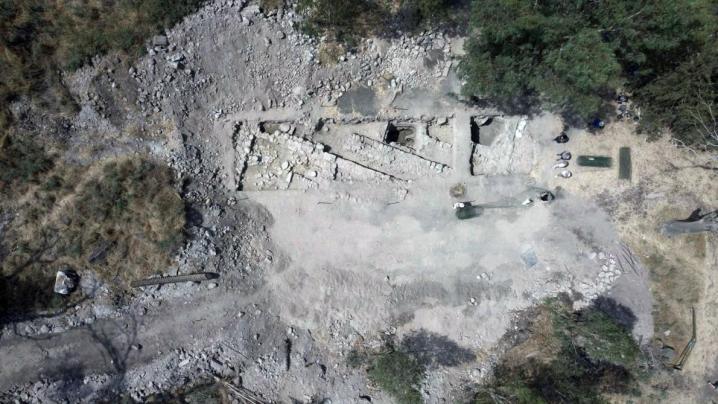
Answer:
[87,315,139,395]
[12,315,140,402]
[400,329,476,368]
[45,354,88,402]
[590,296,637,332]
[1,276,96,331]
[464,93,544,120]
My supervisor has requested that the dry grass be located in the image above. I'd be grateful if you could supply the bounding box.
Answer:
[0,133,54,192]
[638,235,704,349]
[476,299,642,403]
[317,41,345,66]
[1,152,185,316]
[0,0,206,128]
[260,0,284,12]
[544,122,718,400]
[502,305,562,367]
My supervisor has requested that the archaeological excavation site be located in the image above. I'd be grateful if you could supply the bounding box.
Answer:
[1,0,717,403]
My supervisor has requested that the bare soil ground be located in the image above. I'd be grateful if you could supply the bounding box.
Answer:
[550,121,718,402]
[0,1,715,403]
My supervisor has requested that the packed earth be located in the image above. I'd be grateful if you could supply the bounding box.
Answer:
[1,1,717,403]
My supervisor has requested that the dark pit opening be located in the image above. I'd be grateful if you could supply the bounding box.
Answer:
[385,123,416,147]
[471,116,502,146]
[258,122,281,134]
[470,118,481,143]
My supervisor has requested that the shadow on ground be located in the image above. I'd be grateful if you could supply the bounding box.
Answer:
[591,296,638,332]
[401,329,476,368]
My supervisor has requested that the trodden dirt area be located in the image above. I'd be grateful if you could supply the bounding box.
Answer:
[553,123,718,403]
[0,0,716,402]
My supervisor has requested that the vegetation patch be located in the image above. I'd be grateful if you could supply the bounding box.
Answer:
[461,0,718,146]
[349,343,425,404]
[259,0,285,13]
[297,0,465,46]
[0,0,207,128]
[474,298,643,403]
[1,151,185,318]
[0,133,54,191]
[141,382,233,403]
[297,0,386,45]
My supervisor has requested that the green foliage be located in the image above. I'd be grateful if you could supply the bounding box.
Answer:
[1,157,185,316]
[347,348,368,368]
[297,0,383,44]
[462,0,718,136]
[0,0,206,127]
[367,349,424,404]
[474,299,641,403]
[572,310,640,367]
[540,30,621,116]
[260,0,285,12]
[401,0,452,25]
[549,299,640,368]
[298,0,461,41]
[635,47,718,146]
[0,134,53,190]
[474,381,547,404]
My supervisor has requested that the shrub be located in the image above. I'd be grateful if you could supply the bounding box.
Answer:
[260,0,285,12]
[297,0,385,44]
[367,349,424,404]
[401,0,451,25]
[0,0,206,128]
[571,309,641,367]
[0,133,53,190]
[1,157,185,316]
[461,0,718,141]
[635,47,718,147]
[474,298,642,403]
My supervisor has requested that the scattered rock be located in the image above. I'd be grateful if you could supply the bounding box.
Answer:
[54,269,79,295]
[152,35,169,48]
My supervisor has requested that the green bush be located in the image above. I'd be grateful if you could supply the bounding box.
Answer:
[635,47,718,147]
[0,0,206,127]
[367,349,424,404]
[572,309,640,367]
[297,0,385,44]
[461,0,717,140]
[400,0,451,25]
[1,157,185,316]
[474,298,641,404]
[0,134,53,190]
[260,0,285,12]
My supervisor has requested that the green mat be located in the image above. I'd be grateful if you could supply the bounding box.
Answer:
[577,155,613,167]
[619,147,632,180]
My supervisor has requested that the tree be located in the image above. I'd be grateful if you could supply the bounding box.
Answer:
[635,47,718,147]
[401,0,452,24]
[461,0,717,141]
[297,0,382,44]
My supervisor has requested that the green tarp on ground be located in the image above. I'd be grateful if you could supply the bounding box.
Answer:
[577,155,612,167]
[619,147,632,180]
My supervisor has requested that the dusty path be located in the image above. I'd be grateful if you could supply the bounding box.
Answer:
[255,177,628,349]
[692,235,718,401]
[0,281,256,391]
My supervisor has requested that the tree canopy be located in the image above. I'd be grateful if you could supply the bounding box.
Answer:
[462,0,718,145]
